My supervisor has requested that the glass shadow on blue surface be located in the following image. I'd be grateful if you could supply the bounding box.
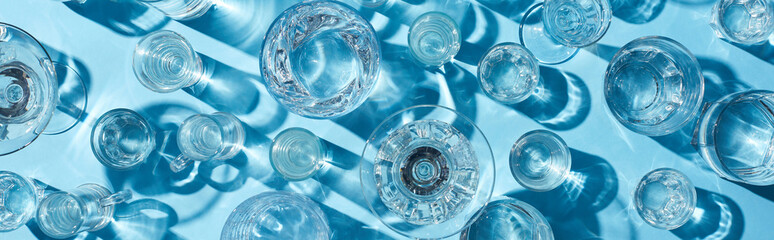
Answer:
[42,44,92,128]
[609,0,666,24]
[476,0,535,22]
[63,0,169,37]
[670,188,744,240]
[510,67,592,131]
[182,54,264,116]
[319,202,396,239]
[453,3,501,66]
[727,40,774,66]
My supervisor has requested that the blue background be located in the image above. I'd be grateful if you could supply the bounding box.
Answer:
[2,0,774,239]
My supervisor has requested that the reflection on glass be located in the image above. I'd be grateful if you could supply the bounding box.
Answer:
[510,130,571,192]
[633,168,696,230]
[36,184,131,239]
[138,0,214,21]
[220,191,329,240]
[0,171,45,232]
[604,36,704,136]
[543,0,612,47]
[261,0,380,119]
[270,127,326,181]
[460,197,554,240]
[133,30,203,93]
[408,12,461,68]
[91,108,156,170]
[170,112,244,172]
[360,105,495,239]
[357,0,390,8]
[478,42,540,104]
[710,0,774,45]
[696,90,774,186]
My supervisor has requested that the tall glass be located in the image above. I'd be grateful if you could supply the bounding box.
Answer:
[270,127,326,181]
[510,130,571,192]
[170,112,244,172]
[710,0,774,45]
[477,42,540,104]
[633,168,696,230]
[408,12,461,68]
[460,197,554,240]
[0,171,48,232]
[36,184,131,239]
[137,0,214,21]
[133,30,204,93]
[91,108,156,170]
[220,191,329,240]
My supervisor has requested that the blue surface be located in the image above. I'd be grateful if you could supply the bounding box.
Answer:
[2,0,774,239]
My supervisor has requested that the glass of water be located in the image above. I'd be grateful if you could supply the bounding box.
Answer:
[695,90,774,185]
[604,36,704,136]
[220,191,330,240]
[0,171,47,232]
[261,0,380,119]
[137,0,214,21]
[633,168,696,230]
[710,0,774,45]
[478,42,540,104]
[270,127,327,181]
[170,112,245,172]
[133,30,204,93]
[510,130,571,192]
[36,184,131,239]
[360,105,495,239]
[91,108,157,170]
[408,11,461,68]
[460,197,554,240]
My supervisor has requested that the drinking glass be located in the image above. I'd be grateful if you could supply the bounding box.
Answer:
[270,127,326,181]
[133,30,204,93]
[510,130,571,192]
[477,42,540,104]
[43,62,87,135]
[633,168,696,230]
[170,112,244,172]
[0,171,48,232]
[604,36,704,136]
[695,90,774,185]
[220,191,330,240]
[460,197,554,240]
[357,0,391,8]
[137,0,214,21]
[408,12,461,68]
[710,0,774,45]
[36,184,131,239]
[91,108,156,170]
[261,0,380,118]
[360,105,495,239]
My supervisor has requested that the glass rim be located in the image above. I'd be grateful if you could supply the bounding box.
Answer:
[90,108,156,170]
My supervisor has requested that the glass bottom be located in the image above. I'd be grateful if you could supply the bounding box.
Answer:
[270,128,325,181]
[519,3,579,65]
[461,198,553,240]
[634,168,696,230]
[0,171,37,232]
[44,62,86,135]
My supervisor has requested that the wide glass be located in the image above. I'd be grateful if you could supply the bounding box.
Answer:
[133,30,203,93]
[710,0,774,45]
[478,42,540,104]
[360,105,495,239]
[261,0,380,119]
[36,184,131,239]
[0,23,57,155]
[270,127,326,181]
[91,108,156,170]
[170,112,245,172]
[0,171,45,232]
[460,197,554,240]
[138,0,214,21]
[695,90,774,185]
[604,36,704,136]
[510,130,571,192]
[220,191,330,240]
[543,0,613,47]
[408,12,461,68]
[633,168,696,230]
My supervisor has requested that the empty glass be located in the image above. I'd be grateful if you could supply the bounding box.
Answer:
[170,112,245,172]
[478,42,540,104]
[220,191,330,240]
[261,0,380,118]
[357,0,390,8]
[633,168,696,230]
[137,0,214,21]
[460,197,554,240]
[360,105,495,239]
[695,90,774,185]
[44,62,87,135]
[604,36,704,136]
[133,30,203,93]
[710,0,774,45]
[270,127,326,181]
[510,130,571,192]
[36,184,131,239]
[0,171,47,232]
[91,108,156,170]
[408,12,461,68]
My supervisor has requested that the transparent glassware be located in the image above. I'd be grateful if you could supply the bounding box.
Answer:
[261,0,380,119]
[604,36,704,136]
[633,168,696,230]
[270,127,326,181]
[0,171,48,232]
[360,105,495,239]
[220,191,330,240]
[36,184,132,239]
[510,130,571,192]
[408,11,461,68]
[477,42,540,104]
[44,62,87,135]
[170,112,245,173]
[357,0,390,8]
[695,90,774,185]
[460,197,554,240]
[137,0,214,21]
[91,108,156,170]
[710,0,774,45]
[133,30,203,93]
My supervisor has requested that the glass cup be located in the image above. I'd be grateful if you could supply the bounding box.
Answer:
[460,197,554,240]
[0,171,48,232]
[633,168,696,230]
[91,108,156,170]
[137,0,214,21]
[133,30,204,93]
[604,36,704,136]
[220,191,330,240]
[36,184,131,239]
[510,130,571,192]
[477,42,540,104]
[261,0,380,119]
[170,112,245,172]
[710,0,774,45]
[408,11,461,68]
[695,90,774,185]
[360,105,495,239]
[270,127,327,181]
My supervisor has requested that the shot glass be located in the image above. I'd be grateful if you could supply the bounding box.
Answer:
[36,184,131,239]
[0,171,48,232]
[460,197,554,240]
[137,0,214,21]
[220,191,330,240]
[91,108,156,170]
[477,42,540,104]
[270,128,327,181]
[408,11,461,68]
[510,130,571,192]
[170,112,245,172]
[133,30,204,93]
[710,0,774,45]
[633,168,696,230]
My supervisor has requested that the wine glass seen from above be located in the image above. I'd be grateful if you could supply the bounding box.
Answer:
[270,127,326,181]
[633,168,696,230]
[170,112,245,173]
[710,0,774,45]
[220,191,330,240]
[460,197,554,240]
[478,42,541,104]
[91,108,156,171]
[133,30,204,93]
[408,11,461,68]
[510,130,571,192]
